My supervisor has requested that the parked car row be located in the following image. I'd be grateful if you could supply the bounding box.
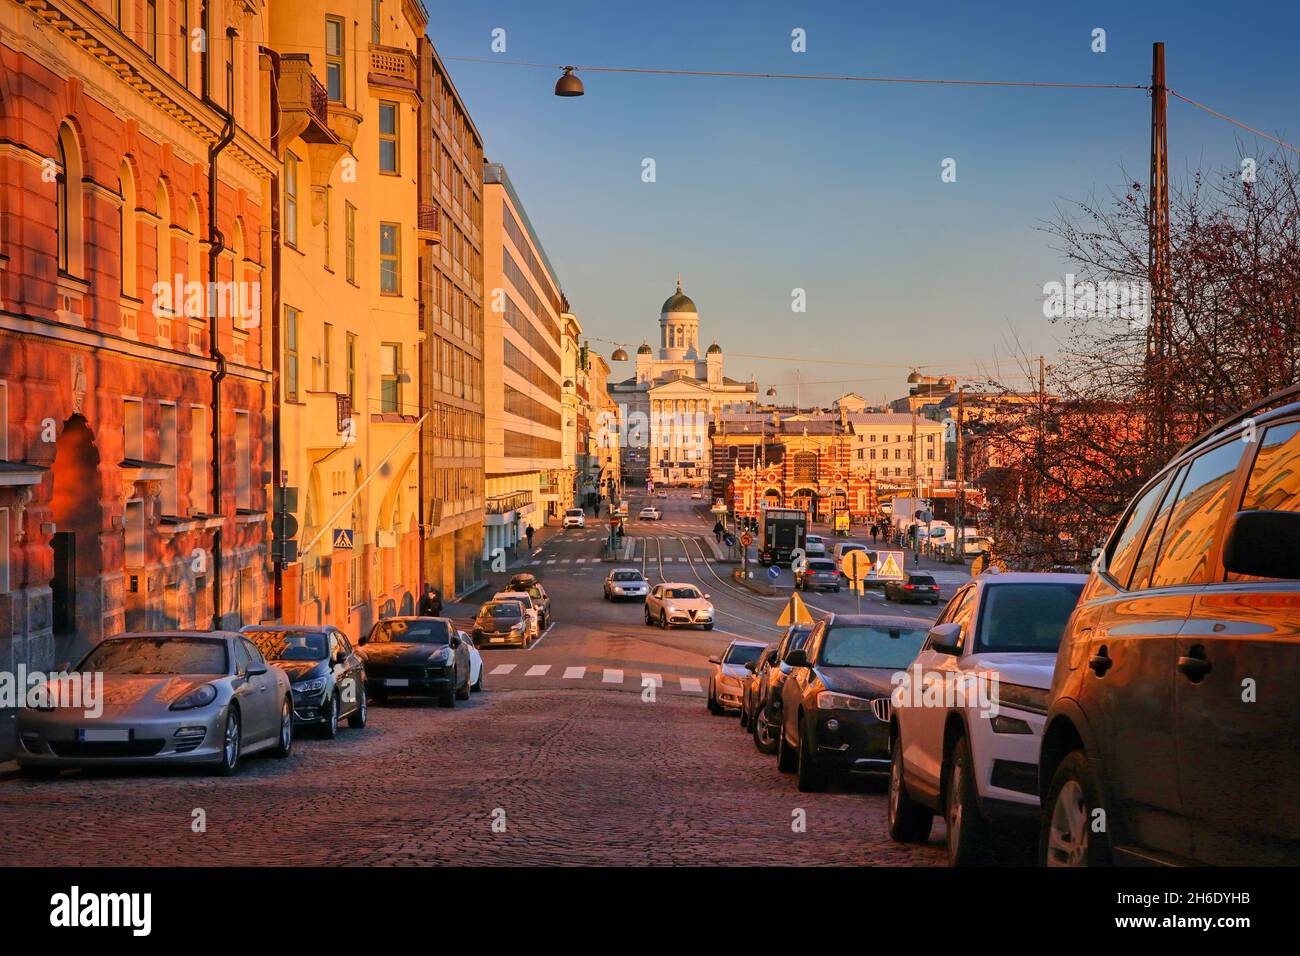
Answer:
[15,613,487,778]
[712,387,1300,866]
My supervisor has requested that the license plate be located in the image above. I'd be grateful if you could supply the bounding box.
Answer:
[490,637,506,644]
[383,678,409,687]
[78,727,129,743]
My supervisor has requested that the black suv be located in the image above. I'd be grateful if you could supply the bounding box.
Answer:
[1038,385,1300,866]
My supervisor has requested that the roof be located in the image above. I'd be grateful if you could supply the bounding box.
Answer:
[661,278,697,314]
[973,571,1090,584]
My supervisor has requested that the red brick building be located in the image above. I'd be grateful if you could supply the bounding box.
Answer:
[0,0,275,670]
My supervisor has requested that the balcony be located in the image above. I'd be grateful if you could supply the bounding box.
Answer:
[277,55,337,146]
[485,490,533,515]
[369,45,418,92]
[417,203,441,244]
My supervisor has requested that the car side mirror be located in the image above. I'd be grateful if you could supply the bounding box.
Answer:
[1223,510,1300,580]
[246,662,268,677]
[928,622,963,655]
[744,660,757,672]
[704,593,711,599]
[358,634,368,646]
[450,635,461,649]
[783,649,809,668]
[333,651,347,666]
[708,656,720,665]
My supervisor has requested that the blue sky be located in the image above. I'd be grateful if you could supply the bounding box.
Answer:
[426,0,1300,405]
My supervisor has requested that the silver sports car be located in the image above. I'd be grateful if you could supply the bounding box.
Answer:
[16,631,294,777]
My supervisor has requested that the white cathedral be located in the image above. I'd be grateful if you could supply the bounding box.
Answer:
[610,278,758,486]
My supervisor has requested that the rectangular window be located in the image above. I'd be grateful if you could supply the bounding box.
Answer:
[379,101,399,174]
[146,0,157,59]
[371,0,381,44]
[160,403,178,515]
[179,0,189,86]
[285,306,300,401]
[322,323,333,392]
[125,500,146,568]
[344,202,357,283]
[191,406,207,514]
[380,343,401,412]
[0,508,8,591]
[234,411,251,511]
[325,17,345,103]
[322,185,332,270]
[0,382,7,461]
[123,399,144,461]
[284,152,299,248]
[379,222,400,294]
[346,333,357,404]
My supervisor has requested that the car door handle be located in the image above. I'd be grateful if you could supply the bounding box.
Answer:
[1177,648,1212,682]
[1088,649,1113,676]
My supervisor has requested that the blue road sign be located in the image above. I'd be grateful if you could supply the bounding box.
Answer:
[332,528,355,550]
[767,565,780,580]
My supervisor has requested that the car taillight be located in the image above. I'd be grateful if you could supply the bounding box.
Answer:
[903,584,914,589]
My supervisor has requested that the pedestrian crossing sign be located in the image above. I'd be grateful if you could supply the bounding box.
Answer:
[776,591,814,627]
[876,550,904,579]
[332,528,355,550]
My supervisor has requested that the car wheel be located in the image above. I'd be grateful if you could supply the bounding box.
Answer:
[456,669,471,700]
[216,707,242,775]
[1040,750,1111,866]
[659,611,669,629]
[440,683,456,708]
[271,696,294,758]
[472,665,484,693]
[704,622,714,631]
[347,683,368,728]
[321,690,340,739]
[888,738,934,842]
[644,607,653,626]
[777,725,798,773]
[944,736,989,865]
[739,704,749,730]
[796,719,828,792]
[706,684,721,715]
[752,707,780,755]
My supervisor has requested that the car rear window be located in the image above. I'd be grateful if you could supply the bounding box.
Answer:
[975,582,1085,652]
[808,559,837,571]
[908,574,936,585]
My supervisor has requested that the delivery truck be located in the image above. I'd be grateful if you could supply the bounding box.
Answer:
[758,507,807,566]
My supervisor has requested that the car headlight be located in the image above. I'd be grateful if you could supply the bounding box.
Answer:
[170,683,218,711]
[291,677,327,694]
[816,691,872,711]
[997,682,1050,715]
[427,647,452,663]
[666,606,680,614]
[990,715,1033,735]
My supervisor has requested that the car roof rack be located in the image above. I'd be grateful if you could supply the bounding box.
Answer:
[1175,381,1300,458]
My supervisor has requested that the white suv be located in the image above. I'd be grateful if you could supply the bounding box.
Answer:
[888,571,1087,865]
[563,508,586,528]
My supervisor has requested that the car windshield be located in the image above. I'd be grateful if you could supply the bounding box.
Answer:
[724,644,765,666]
[369,620,451,645]
[808,559,837,571]
[820,626,929,669]
[479,604,520,621]
[976,582,1085,652]
[243,630,328,661]
[566,509,583,517]
[79,637,229,675]
[612,571,644,582]
[665,587,701,600]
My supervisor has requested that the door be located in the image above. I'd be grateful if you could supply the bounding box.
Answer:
[1176,420,1300,864]
[51,532,76,637]
[236,639,277,743]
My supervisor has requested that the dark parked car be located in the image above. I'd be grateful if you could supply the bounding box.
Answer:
[1038,386,1300,866]
[884,572,941,605]
[472,601,530,648]
[507,573,552,628]
[777,614,929,791]
[241,625,367,737]
[359,617,471,707]
[795,558,842,592]
[751,623,813,755]
[739,646,779,731]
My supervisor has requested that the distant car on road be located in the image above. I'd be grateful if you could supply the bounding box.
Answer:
[795,557,842,592]
[804,534,828,558]
[563,508,586,528]
[690,490,703,500]
[888,572,1087,865]
[17,631,293,778]
[491,590,540,638]
[604,568,649,601]
[777,614,929,792]
[472,601,530,649]
[657,491,669,499]
[359,617,472,707]
[645,583,714,630]
[506,574,551,629]
[639,506,662,521]
[241,624,368,738]
[707,639,767,715]
[884,572,941,604]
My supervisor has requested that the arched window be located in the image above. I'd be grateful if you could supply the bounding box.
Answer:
[155,179,171,294]
[118,160,138,297]
[56,122,84,276]
[186,197,202,332]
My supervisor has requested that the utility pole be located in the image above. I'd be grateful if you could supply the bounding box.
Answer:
[1147,40,1172,463]
[956,386,966,548]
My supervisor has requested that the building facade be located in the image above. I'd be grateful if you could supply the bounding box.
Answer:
[419,42,485,599]
[609,279,757,486]
[267,0,428,639]
[481,162,566,561]
[1,0,275,671]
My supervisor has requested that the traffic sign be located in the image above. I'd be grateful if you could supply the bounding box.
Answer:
[776,591,814,627]
[876,550,905,579]
[841,549,874,583]
[332,528,355,550]
[767,565,780,580]
[740,532,753,548]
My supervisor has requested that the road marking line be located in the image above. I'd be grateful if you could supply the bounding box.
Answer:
[490,664,517,675]
[546,560,556,565]
[602,668,623,684]
[560,559,571,564]
[563,666,586,679]
[576,558,587,564]
[641,672,663,687]
[679,677,703,693]
[525,664,551,677]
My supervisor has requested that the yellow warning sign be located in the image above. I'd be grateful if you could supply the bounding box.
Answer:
[876,550,905,580]
[776,591,815,627]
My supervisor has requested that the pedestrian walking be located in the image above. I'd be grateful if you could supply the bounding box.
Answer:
[417,583,442,617]
[713,519,724,544]
[870,523,879,545]
[525,524,535,550]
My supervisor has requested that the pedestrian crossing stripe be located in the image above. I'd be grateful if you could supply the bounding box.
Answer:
[481,663,704,693]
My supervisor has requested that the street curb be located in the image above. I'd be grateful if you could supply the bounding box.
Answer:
[731,576,777,597]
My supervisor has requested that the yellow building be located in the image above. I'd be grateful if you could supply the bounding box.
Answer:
[269,0,427,637]
[482,162,567,561]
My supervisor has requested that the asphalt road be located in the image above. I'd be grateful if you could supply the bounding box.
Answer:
[0,490,949,866]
